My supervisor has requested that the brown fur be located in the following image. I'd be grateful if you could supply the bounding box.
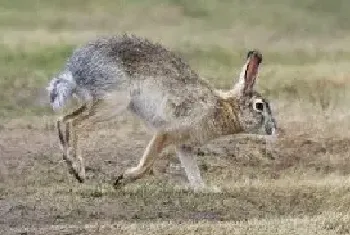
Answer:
[48,34,276,191]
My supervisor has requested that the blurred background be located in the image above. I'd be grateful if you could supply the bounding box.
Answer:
[1,1,350,234]
[0,0,349,118]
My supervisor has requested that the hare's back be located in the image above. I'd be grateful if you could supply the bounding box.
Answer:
[65,34,212,93]
[89,34,211,87]
[65,34,217,128]
[105,34,217,128]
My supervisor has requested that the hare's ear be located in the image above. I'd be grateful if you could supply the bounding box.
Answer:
[232,50,262,96]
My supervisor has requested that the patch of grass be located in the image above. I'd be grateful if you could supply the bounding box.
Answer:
[0,44,74,117]
[166,0,213,18]
[0,44,74,71]
[1,1,350,234]
[323,212,350,234]
[4,178,350,222]
[2,117,350,234]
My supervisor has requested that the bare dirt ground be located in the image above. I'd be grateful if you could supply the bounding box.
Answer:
[1,111,350,235]
[1,0,350,234]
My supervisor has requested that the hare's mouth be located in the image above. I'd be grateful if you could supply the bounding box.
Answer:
[264,115,277,135]
[266,126,276,135]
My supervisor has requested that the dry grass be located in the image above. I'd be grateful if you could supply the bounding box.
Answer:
[6,216,348,235]
[1,111,350,234]
[1,0,350,234]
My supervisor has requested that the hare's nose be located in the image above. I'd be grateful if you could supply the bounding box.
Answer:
[265,118,277,136]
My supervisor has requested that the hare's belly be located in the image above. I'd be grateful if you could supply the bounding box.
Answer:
[128,93,208,131]
[127,80,215,129]
[128,91,171,129]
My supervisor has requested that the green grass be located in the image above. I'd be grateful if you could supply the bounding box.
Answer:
[0,44,74,116]
[0,0,349,118]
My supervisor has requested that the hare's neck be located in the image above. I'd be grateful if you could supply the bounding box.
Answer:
[212,98,243,136]
[214,88,239,99]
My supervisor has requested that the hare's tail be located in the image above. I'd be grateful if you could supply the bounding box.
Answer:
[47,71,77,111]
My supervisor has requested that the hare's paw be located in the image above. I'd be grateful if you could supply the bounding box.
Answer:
[113,174,125,189]
[67,165,86,183]
[70,171,85,183]
[112,174,136,189]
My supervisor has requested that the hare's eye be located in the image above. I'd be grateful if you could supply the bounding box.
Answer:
[254,102,264,112]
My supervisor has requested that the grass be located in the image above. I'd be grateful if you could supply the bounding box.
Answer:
[0,0,350,234]
[1,120,350,234]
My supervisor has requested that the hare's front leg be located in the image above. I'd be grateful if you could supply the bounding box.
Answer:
[57,102,97,183]
[176,145,205,190]
[176,146,222,192]
[114,133,168,187]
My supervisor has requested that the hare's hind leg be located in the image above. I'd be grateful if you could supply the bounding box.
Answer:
[114,133,168,187]
[57,101,99,182]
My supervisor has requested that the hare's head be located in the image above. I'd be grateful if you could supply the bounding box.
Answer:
[238,91,276,135]
[232,50,277,136]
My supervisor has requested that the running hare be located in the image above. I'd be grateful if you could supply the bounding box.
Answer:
[47,34,276,190]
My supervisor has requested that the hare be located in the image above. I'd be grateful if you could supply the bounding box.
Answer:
[47,34,276,190]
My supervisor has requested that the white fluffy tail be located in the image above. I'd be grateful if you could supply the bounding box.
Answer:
[47,71,76,111]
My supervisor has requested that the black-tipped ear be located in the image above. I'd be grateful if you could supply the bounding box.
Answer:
[247,50,263,64]
[231,50,263,96]
[243,50,263,95]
